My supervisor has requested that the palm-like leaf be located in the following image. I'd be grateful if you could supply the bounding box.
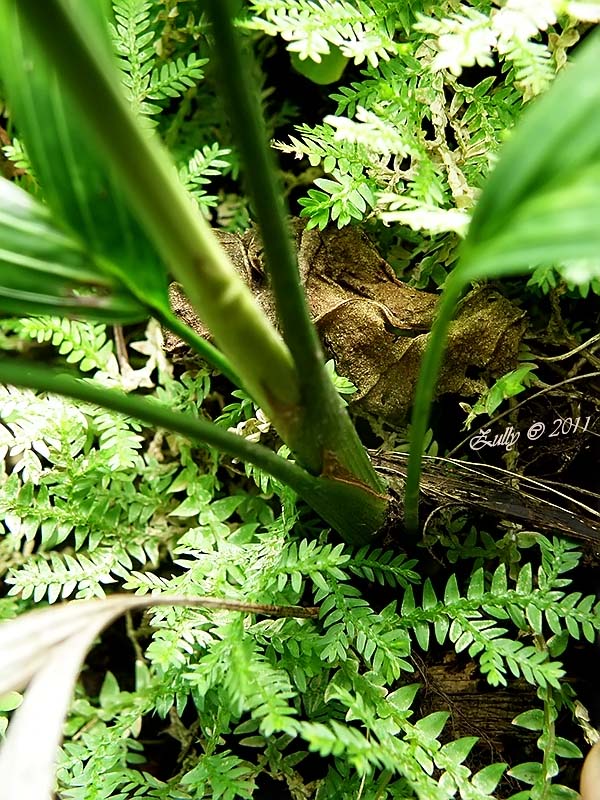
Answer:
[0,595,317,800]
[0,178,147,321]
[0,1,170,316]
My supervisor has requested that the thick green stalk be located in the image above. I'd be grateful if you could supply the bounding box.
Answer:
[6,0,387,537]
[0,359,385,543]
[204,0,384,491]
[10,0,301,434]
[204,0,326,384]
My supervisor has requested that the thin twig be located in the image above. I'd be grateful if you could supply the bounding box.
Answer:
[448,371,600,457]
[533,332,600,362]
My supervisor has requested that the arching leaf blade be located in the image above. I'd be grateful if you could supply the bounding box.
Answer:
[0,177,148,323]
[0,2,171,316]
[462,163,600,280]
[468,29,600,246]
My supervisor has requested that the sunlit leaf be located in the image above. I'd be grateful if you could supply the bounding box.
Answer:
[468,29,600,249]
[290,46,349,85]
[0,178,147,321]
[463,163,600,280]
[0,1,170,315]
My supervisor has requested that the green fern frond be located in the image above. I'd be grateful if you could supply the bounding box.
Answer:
[318,583,413,682]
[111,0,160,122]
[275,538,350,596]
[316,665,507,795]
[93,409,144,470]
[6,547,126,602]
[398,539,599,689]
[148,53,207,100]
[1,136,35,179]
[268,1,586,234]
[111,0,207,126]
[502,37,555,100]
[7,316,118,373]
[0,386,89,483]
[417,1,561,100]
[58,670,161,798]
[143,605,216,671]
[348,546,419,588]
[179,751,256,800]
[223,631,298,735]
[178,143,233,215]
[247,0,399,66]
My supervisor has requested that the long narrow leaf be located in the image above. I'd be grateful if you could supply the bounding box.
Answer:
[0,625,105,800]
[0,175,241,380]
[3,0,302,427]
[468,28,600,245]
[0,178,147,321]
[0,3,170,315]
[462,164,600,279]
[0,0,278,404]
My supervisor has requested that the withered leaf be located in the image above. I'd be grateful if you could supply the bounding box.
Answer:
[166,221,525,425]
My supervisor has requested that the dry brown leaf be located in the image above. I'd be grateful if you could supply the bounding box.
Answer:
[167,221,526,425]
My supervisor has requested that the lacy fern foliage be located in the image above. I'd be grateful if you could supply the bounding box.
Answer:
[260,0,596,239]
[111,0,207,125]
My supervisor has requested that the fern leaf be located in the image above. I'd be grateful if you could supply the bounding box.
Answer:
[148,53,207,100]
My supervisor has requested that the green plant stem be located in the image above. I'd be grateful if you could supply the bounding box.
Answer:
[540,688,557,798]
[203,0,384,491]
[157,308,241,387]
[8,0,385,533]
[204,0,323,386]
[404,273,465,533]
[0,359,385,543]
[11,0,301,432]
[0,358,301,487]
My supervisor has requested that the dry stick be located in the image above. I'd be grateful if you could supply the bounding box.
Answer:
[422,455,600,522]
[372,451,600,544]
[533,332,600,362]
